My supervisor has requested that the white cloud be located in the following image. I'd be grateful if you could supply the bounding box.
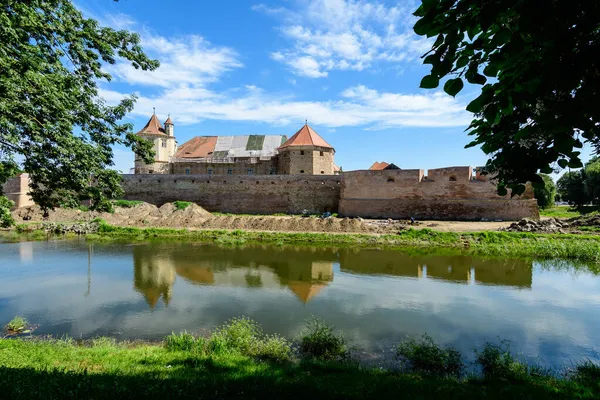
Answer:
[101,84,470,129]
[255,0,430,78]
[106,33,242,88]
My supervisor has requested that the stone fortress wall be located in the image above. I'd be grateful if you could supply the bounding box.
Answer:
[339,166,539,220]
[3,166,539,220]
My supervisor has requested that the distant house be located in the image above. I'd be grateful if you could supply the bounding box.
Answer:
[368,161,400,170]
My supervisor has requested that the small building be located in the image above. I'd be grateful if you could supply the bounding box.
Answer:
[134,113,336,175]
[368,161,400,171]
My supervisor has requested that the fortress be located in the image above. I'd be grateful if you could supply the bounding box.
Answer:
[134,112,339,176]
[2,114,539,221]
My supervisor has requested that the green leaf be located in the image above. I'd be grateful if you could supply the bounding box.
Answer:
[420,75,440,89]
[423,54,437,65]
[557,159,569,168]
[466,71,487,85]
[413,18,433,36]
[497,186,508,196]
[443,78,464,97]
[568,159,584,169]
[456,55,469,69]
[466,96,486,113]
[483,64,499,77]
[433,34,444,48]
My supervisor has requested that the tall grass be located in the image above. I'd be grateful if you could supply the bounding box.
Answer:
[299,317,348,360]
[91,220,600,262]
[397,335,463,378]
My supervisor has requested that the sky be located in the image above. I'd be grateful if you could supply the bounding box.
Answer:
[78,0,591,174]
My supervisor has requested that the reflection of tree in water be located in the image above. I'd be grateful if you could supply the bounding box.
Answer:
[133,246,176,308]
[245,271,263,288]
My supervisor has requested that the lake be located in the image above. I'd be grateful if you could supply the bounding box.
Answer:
[1,239,599,367]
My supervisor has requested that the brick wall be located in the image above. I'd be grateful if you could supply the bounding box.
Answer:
[172,159,277,176]
[121,174,341,214]
[338,168,538,220]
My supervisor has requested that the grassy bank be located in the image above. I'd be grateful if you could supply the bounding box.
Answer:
[540,205,599,219]
[1,318,598,399]
[88,221,600,263]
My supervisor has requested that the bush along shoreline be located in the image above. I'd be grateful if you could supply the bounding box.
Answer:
[0,317,598,399]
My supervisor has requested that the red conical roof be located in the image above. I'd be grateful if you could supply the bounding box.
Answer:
[136,113,166,136]
[279,123,334,150]
[165,116,173,125]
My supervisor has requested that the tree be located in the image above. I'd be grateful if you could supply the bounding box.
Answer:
[0,0,158,216]
[533,174,556,209]
[557,171,589,206]
[584,157,600,204]
[413,0,600,196]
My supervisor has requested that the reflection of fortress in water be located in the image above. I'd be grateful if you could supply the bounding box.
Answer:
[133,245,335,307]
[132,245,533,308]
[338,250,533,288]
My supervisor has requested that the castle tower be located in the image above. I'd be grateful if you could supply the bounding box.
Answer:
[277,122,335,175]
[134,111,177,174]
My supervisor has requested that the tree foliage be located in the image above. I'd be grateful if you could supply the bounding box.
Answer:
[584,157,600,205]
[414,0,600,196]
[533,174,556,210]
[0,0,158,212]
[557,171,588,206]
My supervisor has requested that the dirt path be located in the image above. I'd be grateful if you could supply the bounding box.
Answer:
[11,203,516,234]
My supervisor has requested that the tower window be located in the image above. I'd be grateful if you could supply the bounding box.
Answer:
[270,168,275,175]
[321,171,325,174]
[148,170,154,174]
[227,169,233,175]
[300,170,305,174]
[161,139,167,148]
[300,150,305,155]
[247,168,253,175]
[185,168,191,175]
[449,175,457,181]
[208,168,213,175]
[320,151,324,156]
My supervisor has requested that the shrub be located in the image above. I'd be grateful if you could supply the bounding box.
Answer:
[15,223,32,233]
[5,315,28,333]
[174,201,192,210]
[0,196,15,228]
[211,317,262,355]
[165,332,198,352]
[257,334,292,363]
[396,335,463,378]
[475,341,529,381]
[299,317,347,360]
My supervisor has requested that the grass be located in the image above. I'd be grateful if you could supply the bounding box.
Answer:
[0,317,599,399]
[89,220,600,262]
[540,205,599,219]
[173,201,192,211]
[112,199,143,208]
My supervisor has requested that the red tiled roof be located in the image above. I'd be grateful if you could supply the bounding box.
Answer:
[136,113,166,136]
[279,124,334,150]
[164,116,173,125]
[369,161,390,170]
[176,136,218,158]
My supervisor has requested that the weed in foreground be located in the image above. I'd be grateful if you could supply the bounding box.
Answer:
[5,315,28,333]
[474,341,530,382]
[396,334,463,378]
[299,317,348,361]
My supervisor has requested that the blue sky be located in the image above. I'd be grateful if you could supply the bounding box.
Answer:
[78,0,591,174]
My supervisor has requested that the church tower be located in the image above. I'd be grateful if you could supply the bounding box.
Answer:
[278,122,335,175]
[134,111,177,174]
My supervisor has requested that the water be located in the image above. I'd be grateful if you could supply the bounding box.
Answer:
[1,239,599,367]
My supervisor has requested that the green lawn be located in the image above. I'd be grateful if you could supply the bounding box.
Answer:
[1,337,598,400]
[540,205,599,219]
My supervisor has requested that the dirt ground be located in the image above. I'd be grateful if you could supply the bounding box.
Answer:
[11,203,517,234]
